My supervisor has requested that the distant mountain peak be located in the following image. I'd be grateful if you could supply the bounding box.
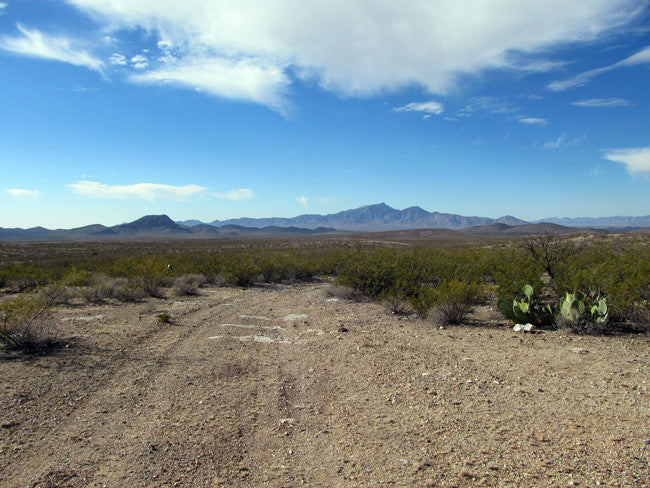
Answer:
[127,214,177,227]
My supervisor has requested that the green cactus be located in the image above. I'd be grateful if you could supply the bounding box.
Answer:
[560,291,608,327]
[497,285,553,326]
[590,297,608,324]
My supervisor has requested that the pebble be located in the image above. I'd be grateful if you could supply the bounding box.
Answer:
[571,348,589,354]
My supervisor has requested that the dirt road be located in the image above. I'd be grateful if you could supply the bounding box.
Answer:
[1,283,648,487]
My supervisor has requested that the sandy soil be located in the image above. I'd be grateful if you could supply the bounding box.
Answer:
[1,282,648,487]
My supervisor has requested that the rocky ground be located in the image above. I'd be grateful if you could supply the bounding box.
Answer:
[1,282,648,487]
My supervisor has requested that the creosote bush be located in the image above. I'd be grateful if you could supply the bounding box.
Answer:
[172,274,206,296]
[0,288,62,352]
[420,279,481,324]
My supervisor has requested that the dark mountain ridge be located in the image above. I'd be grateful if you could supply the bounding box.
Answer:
[184,203,530,231]
[2,203,647,241]
[0,215,337,241]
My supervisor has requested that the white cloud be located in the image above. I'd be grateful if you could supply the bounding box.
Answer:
[67,181,206,200]
[517,116,548,126]
[131,53,148,69]
[5,189,40,200]
[543,132,586,149]
[549,45,650,91]
[458,97,519,117]
[0,24,103,72]
[130,57,291,115]
[394,101,444,115]
[297,196,308,207]
[604,147,650,175]
[513,59,571,72]
[109,52,127,65]
[571,97,632,107]
[0,3,7,13]
[63,0,642,110]
[211,188,254,200]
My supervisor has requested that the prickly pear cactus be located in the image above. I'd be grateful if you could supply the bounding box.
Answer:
[497,285,553,327]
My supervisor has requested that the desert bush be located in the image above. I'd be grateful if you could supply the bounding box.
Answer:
[327,285,368,302]
[407,288,437,319]
[40,282,72,305]
[553,245,650,325]
[172,274,205,296]
[335,250,421,300]
[61,269,93,287]
[110,280,147,302]
[78,275,116,303]
[380,289,411,315]
[5,275,40,293]
[0,290,60,351]
[157,312,173,324]
[431,279,481,325]
[223,256,260,287]
[205,273,228,287]
[80,285,108,304]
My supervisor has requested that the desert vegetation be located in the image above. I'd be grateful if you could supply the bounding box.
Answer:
[1,232,648,352]
[0,233,648,487]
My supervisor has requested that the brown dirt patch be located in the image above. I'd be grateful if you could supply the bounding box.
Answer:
[1,283,648,487]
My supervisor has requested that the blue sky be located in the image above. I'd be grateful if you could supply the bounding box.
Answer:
[1,0,649,228]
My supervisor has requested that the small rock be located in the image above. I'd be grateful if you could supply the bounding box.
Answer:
[338,326,348,333]
[571,347,589,354]
[460,468,477,479]
[513,323,535,333]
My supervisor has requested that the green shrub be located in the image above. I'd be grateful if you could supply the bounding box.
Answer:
[0,290,59,351]
[224,256,260,287]
[407,288,437,319]
[157,312,173,324]
[430,279,481,325]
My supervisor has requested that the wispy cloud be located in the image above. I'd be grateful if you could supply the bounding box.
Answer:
[67,181,206,200]
[5,189,40,200]
[543,133,586,149]
[458,97,519,117]
[549,45,650,91]
[0,24,103,72]
[60,0,643,110]
[394,101,444,115]
[0,3,7,13]
[603,147,650,175]
[511,59,571,72]
[211,189,254,200]
[517,116,548,126]
[297,196,308,207]
[571,98,632,107]
[130,58,291,116]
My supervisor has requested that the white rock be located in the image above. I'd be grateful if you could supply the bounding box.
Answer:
[513,323,535,332]
[571,347,589,354]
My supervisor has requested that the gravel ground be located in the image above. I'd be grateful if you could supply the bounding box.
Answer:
[1,282,648,487]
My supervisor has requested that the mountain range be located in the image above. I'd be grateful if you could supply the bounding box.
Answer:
[178,203,650,232]
[1,204,648,241]
[0,215,336,242]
